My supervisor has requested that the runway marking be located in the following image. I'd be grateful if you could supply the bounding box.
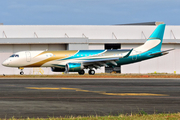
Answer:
[61,87,103,93]
[26,87,168,96]
[26,87,60,90]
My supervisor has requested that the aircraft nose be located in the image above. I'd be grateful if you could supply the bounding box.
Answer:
[2,60,8,66]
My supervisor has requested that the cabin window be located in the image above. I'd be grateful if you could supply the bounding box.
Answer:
[15,55,19,57]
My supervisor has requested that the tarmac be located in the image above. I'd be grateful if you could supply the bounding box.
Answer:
[0,78,180,118]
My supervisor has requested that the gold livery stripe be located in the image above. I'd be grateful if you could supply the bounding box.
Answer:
[24,50,78,67]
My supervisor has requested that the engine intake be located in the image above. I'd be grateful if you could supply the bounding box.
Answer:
[66,63,84,72]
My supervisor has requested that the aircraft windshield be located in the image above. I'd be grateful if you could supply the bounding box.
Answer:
[10,54,19,57]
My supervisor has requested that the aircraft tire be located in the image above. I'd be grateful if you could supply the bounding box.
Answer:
[20,71,24,75]
[88,70,95,75]
[78,70,85,75]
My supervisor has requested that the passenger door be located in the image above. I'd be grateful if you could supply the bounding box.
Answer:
[25,51,31,62]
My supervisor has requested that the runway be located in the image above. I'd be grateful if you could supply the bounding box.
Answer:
[0,78,180,118]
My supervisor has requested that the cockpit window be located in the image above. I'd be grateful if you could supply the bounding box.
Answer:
[10,54,19,57]
[10,54,15,57]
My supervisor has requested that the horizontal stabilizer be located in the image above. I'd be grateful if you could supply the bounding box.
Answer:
[123,49,133,58]
[149,48,174,56]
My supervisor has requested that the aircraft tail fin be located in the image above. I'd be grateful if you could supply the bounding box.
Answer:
[147,24,166,52]
[133,24,166,54]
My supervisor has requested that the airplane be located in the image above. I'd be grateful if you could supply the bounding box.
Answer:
[2,24,173,75]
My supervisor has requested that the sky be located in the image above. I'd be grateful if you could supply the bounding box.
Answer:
[0,0,180,25]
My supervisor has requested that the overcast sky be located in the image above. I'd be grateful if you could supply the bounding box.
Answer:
[0,0,180,25]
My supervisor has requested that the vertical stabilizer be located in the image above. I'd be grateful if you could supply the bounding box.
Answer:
[133,24,166,54]
[147,24,166,52]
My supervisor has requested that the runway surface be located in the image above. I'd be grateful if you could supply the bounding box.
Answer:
[0,78,180,118]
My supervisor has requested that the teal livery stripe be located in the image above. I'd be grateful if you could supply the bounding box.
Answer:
[59,50,106,61]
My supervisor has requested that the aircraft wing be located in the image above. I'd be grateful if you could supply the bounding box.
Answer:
[53,49,133,70]
[83,57,119,67]
[82,49,133,69]
[83,58,119,63]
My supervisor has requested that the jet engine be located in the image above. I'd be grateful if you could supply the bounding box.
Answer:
[51,67,65,72]
[65,63,84,72]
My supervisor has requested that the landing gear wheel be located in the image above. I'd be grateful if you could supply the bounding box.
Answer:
[18,67,24,75]
[78,70,85,75]
[20,71,24,75]
[88,70,95,75]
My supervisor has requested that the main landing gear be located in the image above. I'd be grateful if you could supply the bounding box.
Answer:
[78,69,96,75]
[18,67,24,75]
[78,70,85,75]
[88,69,95,75]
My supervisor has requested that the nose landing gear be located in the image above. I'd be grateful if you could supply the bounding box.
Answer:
[18,67,24,75]
[20,71,24,75]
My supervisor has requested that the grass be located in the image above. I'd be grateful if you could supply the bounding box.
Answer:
[5,113,180,120]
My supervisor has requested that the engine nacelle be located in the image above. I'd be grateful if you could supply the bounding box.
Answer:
[51,67,65,72]
[66,63,84,72]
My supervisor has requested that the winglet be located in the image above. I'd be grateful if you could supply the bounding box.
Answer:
[123,49,133,58]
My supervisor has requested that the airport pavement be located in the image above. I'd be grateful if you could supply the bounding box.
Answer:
[0,78,179,118]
